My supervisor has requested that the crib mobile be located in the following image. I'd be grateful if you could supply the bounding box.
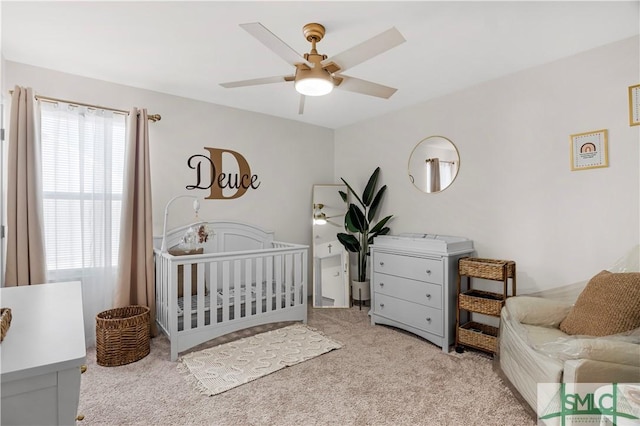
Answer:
[161,194,214,253]
[179,222,214,252]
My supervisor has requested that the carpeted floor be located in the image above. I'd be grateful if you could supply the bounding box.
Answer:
[78,303,536,425]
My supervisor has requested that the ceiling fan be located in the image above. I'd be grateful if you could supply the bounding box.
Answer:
[220,22,406,114]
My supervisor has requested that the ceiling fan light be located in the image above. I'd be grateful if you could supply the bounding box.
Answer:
[313,217,327,226]
[313,204,328,225]
[295,77,334,97]
[313,213,327,225]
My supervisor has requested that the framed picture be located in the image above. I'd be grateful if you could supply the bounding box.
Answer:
[570,129,608,171]
[629,84,640,126]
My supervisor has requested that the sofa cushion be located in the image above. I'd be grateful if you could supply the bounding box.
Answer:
[504,296,573,327]
[522,323,569,346]
[559,270,640,336]
[557,338,640,366]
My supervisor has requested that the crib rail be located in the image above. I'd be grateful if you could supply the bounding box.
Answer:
[154,241,308,360]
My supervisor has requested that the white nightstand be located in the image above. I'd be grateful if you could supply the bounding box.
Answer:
[1,281,87,425]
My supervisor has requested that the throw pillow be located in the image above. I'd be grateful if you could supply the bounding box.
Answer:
[559,270,640,336]
[168,247,205,298]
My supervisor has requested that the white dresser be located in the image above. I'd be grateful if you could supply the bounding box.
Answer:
[369,234,474,353]
[1,281,86,425]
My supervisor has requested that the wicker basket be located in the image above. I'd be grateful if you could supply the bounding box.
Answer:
[96,306,150,367]
[0,308,12,343]
[458,321,498,353]
[458,289,504,316]
[459,258,515,281]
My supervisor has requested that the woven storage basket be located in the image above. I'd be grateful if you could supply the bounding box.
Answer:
[96,305,150,367]
[0,308,12,343]
[459,289,504,316]
[459,258,515,281]
[458,321,498,353]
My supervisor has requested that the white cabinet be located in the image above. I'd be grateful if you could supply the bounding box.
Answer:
[1,281,86,425]
[369,234,474,353]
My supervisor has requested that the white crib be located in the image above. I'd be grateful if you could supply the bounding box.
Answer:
[154,221,308,361]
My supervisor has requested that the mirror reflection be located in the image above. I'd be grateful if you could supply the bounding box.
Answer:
[408,136,460,193]
[312,184,350,308]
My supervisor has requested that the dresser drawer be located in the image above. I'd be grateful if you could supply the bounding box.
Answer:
[373,273,442,309]
[373,252,443,284]
[374,293,443,336]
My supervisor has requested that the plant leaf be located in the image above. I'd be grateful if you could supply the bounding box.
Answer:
[368,226,391,245]
[370,215,393,234]
[367,185,387,222]
[338,190,348,203]
[346,204,367,233]
[340,178,364,208]
[337,233,360,252]
[362,167,380,206]
[344,204,358,232]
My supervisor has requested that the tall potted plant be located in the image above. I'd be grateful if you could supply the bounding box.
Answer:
[337,167,393,302]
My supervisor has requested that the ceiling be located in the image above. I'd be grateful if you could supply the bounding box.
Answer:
[2,1,639,129]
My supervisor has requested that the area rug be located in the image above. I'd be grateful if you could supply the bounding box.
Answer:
[178,324,342,396]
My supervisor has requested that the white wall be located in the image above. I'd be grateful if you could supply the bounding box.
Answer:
[4,61,335,258]
[0,53,5,286]
[4,36,639,294]
[335,36,640,293]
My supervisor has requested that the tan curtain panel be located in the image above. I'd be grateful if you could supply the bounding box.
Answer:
[115,108,157,336]
[5,86,47,286]
[429,158,441,193]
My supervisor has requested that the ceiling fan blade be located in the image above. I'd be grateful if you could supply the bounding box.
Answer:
[220,75,292,88]
[298,95,306,115]
[240,22,312,67]
[335,75,398,99]
[321,27,405,72]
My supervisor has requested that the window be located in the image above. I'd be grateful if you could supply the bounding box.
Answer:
[39,100,127,347]
[39,101,126,278]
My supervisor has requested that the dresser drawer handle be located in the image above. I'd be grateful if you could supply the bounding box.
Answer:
[379,261,385,267]
[379,303,385,308]
[379,282,384,287]
[425,294,431,299]
[426,270,432,275]
[426,317,432,323]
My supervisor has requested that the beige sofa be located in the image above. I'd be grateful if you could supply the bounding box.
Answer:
[498,248,640,412]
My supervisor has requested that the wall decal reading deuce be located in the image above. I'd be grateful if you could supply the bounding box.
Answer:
[186,148,261,199]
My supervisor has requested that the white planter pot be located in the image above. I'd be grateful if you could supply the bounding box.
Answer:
[351,279,370,301]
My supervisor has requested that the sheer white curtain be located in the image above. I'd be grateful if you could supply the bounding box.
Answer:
[439,161,456,189]
[39,101,126,347]
[426,159,457,192]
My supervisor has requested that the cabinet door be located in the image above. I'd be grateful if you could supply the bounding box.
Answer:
[374,293,443,336]
[2,373,58,426]
[373,273,442,309]
[373,252,443,284]
[1,368,82,426]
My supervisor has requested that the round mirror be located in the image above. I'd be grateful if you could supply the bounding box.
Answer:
[408,136,460,193]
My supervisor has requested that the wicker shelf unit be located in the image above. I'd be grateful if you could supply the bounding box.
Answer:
[455,257,516,355]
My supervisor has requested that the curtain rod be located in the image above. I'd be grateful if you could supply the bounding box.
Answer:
[426,158,456,164]
[8,90,161,122]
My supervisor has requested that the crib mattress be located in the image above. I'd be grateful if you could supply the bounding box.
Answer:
[177,282,295,316]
